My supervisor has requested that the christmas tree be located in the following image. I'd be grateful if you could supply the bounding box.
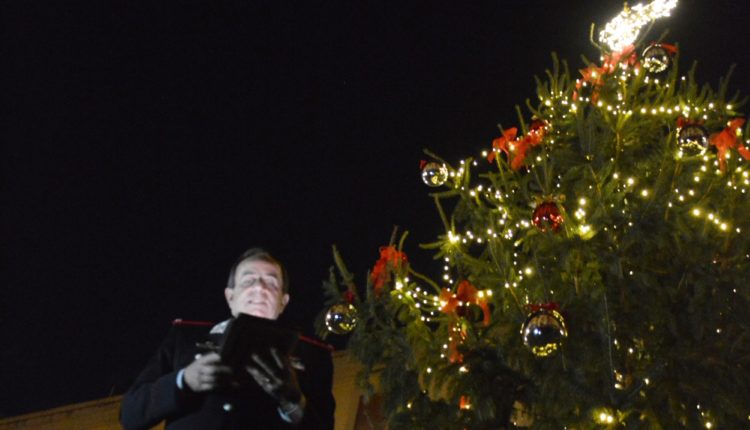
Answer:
[319,1,750,427]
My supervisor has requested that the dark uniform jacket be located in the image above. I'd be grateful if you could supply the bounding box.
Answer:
[120,319,335,430]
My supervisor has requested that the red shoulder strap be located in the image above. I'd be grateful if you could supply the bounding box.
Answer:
[298,335,334,352]
[171,319,333,352]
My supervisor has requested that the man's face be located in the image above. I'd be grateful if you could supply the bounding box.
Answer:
[225,259,289,320]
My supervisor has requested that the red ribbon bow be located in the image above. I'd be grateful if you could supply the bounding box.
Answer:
[370,246,408,295]
[573,65,606,103]
[439,280,491,326]
[710,118,750,172]
[511,121,546,170]
[602,44,638,73]
[487,121,546,170]
[487,127,517,163]
[658,43,678,56]
[574,45,637,103]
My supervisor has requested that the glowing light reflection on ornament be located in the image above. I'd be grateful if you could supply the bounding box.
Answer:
[599,0,678,51]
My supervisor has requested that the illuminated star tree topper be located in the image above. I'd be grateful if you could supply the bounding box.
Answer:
[598,0,678,51]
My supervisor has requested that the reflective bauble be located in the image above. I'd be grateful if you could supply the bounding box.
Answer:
[325,302,358,334]
[678,124,709,155]
[532,201,563,232]
[421,162,449,187]
[521,308,568,357]
[642,44,671,74]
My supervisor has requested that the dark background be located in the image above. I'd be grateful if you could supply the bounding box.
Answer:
[3,0,749,417]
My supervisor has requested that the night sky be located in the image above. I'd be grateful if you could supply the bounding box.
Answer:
[3,0,750,417]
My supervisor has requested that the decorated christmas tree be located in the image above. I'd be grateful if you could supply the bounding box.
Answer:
[318,1,750,427]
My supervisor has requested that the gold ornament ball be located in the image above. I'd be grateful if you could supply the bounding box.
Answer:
[421,162,449,187]
[325,302,358,334]
[521,309,568,357]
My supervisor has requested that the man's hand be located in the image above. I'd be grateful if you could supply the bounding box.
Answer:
[246,348,305,422]
[182,352,232,392]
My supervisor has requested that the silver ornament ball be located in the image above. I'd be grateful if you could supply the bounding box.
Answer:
[678,124,709,156]
[325,302,358,334]
[521,309,568,357]
[642,44,671,74]
[421,162,448,187]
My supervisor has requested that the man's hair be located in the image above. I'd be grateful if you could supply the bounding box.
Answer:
[226,247,289,293]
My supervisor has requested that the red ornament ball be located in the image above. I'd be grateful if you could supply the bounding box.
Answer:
[532,201,563,232]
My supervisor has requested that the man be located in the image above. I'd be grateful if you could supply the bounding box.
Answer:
[120,248,335,429]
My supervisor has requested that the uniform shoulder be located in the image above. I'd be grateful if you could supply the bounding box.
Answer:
[171,318,216,327]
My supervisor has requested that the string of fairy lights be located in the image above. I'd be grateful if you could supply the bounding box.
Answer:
[440,157,748,242]
[372,0,750,426]
[405,132,750,322]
